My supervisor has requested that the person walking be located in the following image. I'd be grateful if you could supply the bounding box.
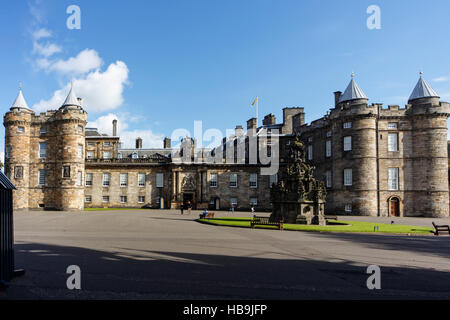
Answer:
[187,200,192,215]
[180,201,184,215]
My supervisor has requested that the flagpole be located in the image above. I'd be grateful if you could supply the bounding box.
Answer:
[256,96,258,127]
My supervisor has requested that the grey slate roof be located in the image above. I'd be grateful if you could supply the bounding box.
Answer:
[11,89,32,111]
[0,171,16,189]
[61,83,81,108]
[408,75,439,102]
[339,76,368,103]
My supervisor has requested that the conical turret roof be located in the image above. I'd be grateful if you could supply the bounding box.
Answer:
[11,88,31,111]
[408,72,439,102]
[339,73,368,103]
[61,82,81,108]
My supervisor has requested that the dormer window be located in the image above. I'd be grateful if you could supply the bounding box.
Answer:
[132,153,138,159]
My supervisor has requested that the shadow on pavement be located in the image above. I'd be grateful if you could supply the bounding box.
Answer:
[1,241,449,300]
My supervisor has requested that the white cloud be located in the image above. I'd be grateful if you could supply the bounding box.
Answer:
[47,49,103,75]
[32,60,129,112]
[88,113,164,149]
[33,41,62,57]
[32,28,52,40]
[432,76,449,83]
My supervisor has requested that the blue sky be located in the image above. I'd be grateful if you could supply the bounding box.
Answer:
[2,0,450,153]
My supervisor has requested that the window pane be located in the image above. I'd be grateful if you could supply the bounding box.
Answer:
[307,145,313,160]
[39,142,47,158]
[326,140,332,157]
[138,173,146,186]
[343,136,352,151]
[86,173,92,186]
[103,173,110,186]
[388,133,398,151]
[210,173,218,187]
[344,169,352,186]
[156,173,163,187]
[250,173,257,188]
[388,168,399,190]
[326,170,332,188]
[120,173,128,186]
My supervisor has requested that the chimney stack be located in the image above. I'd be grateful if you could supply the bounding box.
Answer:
[164,137,171,149]
[112,119,117,136]
[235,125,243,137]
[136,137,143,149]
[334,91,342,107]
[263,113,276,125]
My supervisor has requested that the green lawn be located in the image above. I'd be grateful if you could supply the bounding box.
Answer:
[197,217,434,235]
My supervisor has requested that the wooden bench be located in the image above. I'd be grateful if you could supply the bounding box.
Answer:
[199,212,215,219]
[432,222,450,235]
[325,215,338,221]
[251,216,284,230]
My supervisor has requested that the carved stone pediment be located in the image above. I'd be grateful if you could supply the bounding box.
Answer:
[181,174,196,190]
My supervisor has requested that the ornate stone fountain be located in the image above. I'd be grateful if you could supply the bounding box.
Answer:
[270,133,326,225]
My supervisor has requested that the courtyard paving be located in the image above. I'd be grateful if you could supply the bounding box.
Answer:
[1,209,449,299]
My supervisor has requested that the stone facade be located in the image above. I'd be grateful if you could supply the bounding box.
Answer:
[4,76,449,217]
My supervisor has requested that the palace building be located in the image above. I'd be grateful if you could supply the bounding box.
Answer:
[4,74,449,217]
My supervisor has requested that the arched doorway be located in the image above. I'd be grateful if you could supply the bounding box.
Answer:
[389,197,400,217]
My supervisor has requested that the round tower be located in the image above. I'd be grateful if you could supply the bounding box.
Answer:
[408,73,449,217]
[334,74,378,216]
[54,84,87,210]
[3,88,34,209]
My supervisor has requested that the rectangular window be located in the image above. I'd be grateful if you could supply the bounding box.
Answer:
[138,173,146,187]
[326,170,332,188]
[87,151,94,159]
[120,196,127,203]
[40,126,47,134]
[85,196,92,203]
[388,133,398,152]
[156,173,164,188]
[88,142,95,147]
[17,126,24,133]
[103,151,111,159]
[77,125,83,133]
[388,168,399,191]
[326,131,332,137]
[230,197,237,207]
[104,142,111,147]
[249,173,258,188]
[250,198,258,206]
[307,145,313,160]
[307,137,313,143]
[343,122,352,129]
[229,173,238,187]
[6,146,11,158]
[63,166,70,178]
[138,196,145,203]
[102,173,110,187]
[344,169,352,186]
[269,174,278,187]
[77,171,82,186]
[326,140,332,157]
[388,122,398,129]
[78,144,83,158]
[85,173,93,186]
[343,136,352,151]
[39,142,47,158]
[345,204,352,213]
[120,173,128,187]
[209,173,218,187]
[38,169,46,185]
[102,196,109,203]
